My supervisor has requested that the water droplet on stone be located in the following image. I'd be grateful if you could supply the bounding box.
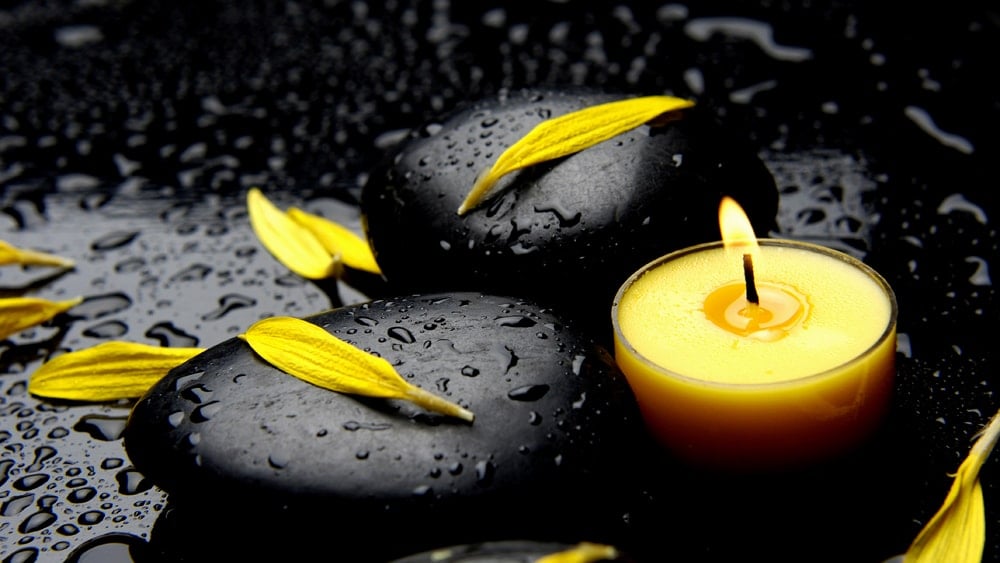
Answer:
[495,315,537,328]
[460,365,479,377]
[179,384,213,404]
[269,452,290,469]
[528,411,543,425]
[387,326,416,343]
[507,384,550,402]
[190,401,222,422]
[474,460,495,486]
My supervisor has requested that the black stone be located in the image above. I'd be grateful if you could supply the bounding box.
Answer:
[124,292,652,561]
[360,88,779,334]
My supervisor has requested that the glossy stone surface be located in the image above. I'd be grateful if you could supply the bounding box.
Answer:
[123,292,649,559]
[361,88,778,330]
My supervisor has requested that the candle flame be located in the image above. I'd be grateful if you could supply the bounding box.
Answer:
[719,196,759,259]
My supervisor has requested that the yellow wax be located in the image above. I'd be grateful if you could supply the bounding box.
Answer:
[612,239,897,470]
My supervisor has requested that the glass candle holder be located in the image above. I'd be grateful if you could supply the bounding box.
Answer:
[612,239,898,470]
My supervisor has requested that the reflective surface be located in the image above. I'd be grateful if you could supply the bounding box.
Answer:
[1,1,996,562]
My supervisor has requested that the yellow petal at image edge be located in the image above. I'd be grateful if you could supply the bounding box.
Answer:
[0,296,83,340]
[903,409,1000,563]
[241,316,473,422]
[246,188,340,280]
[0,240,75,268]
[457,95,695,215]
[29,342,204,401]
[535,542,620,563]
[287,207,382,274]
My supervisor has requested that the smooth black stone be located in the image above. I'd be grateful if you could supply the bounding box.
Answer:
[124,292,653,560]
[360,88,779,333]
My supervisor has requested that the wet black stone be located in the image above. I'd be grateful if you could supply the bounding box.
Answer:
[360,88,779,334]
[124,292,652,560]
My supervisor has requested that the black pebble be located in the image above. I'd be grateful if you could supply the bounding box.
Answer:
[360,88,778,335]
[124,292,653,561]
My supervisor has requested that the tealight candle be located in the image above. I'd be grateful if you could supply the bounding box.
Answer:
[611,198,897,470]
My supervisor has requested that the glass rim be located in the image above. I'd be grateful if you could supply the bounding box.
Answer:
[610,238,899,390]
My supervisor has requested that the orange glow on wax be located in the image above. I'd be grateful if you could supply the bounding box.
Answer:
[709,197,807,341]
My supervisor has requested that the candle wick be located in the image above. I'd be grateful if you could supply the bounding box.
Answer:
[743,253,760,305]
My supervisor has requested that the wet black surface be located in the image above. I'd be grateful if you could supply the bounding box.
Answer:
[1,1,997,562]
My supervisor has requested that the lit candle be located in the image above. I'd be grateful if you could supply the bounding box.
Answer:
[612,197,897,470]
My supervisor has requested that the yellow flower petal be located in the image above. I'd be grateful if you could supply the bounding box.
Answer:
[29,341,204,401]
[0,240,75,268]
[902,409,1000,563]
[240,316,473,422]
[0,296,83,340]
[535,542,620,563]
[246,187,341,280]
[457,95,695,215]
[287,207,382,274]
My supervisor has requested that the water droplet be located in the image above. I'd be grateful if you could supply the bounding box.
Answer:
[145,322,199,347]
[81,320,128,339]
[179,384,213,404]
[269,452,290,469]
[435,378,450,393]
[342,421,392,432]
[533,203,581,227]
[493,344,519,373]
[412,485,433,497]
[114,256,146,274]
[201,293,257,321]
[173,371,204,391]
[355,316,378,327]
[528,411,543,425]
[77,510,106,525]
[190,401,222,422]
[1,494,34,516]
[355,450,369,460]
[167,411,184,428]
[387,326,416,343]
[101,458,124,470]
[19,510,56,533]
[13,473,49,491]
[73,415,128,441]
[67,487,97,504]
[572,393,587,409]
[448,462,463,475]
[507,384,550,402]
[571,355,585,375]
[169,263,212,283]
[460,365,479,377]
[474,460,495,486]
[495,315,537,328]
[91,231,139,252]
[115,468,152,495]
[28,446,56,472]
[71,293,132,320]
[57,523,79,536]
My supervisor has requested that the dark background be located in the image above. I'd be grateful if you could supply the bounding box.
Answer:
[1,1,997,562]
